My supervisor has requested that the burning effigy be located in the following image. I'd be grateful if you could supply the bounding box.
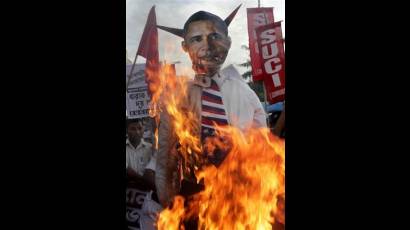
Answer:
[148,64,285,230]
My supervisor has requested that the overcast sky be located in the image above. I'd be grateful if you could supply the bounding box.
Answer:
[126,0,285,76]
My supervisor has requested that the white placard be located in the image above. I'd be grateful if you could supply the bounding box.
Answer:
[126,64,150,118]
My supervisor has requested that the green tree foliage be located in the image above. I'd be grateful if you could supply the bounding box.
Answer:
[237,45,265,102]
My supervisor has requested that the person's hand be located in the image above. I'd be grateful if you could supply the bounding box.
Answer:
[127,167,139,179]
[272,110,285,137]
[142,169,156,190]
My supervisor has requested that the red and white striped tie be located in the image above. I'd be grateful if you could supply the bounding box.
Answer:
[201,78,229,166]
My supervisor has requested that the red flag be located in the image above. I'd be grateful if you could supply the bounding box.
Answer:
[137,6,158,63]
[246,8,275,81]
[136,6,159,99]
[256,21,285,104]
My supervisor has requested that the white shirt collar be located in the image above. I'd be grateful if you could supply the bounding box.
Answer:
[192,64,242,88]
[126,138,147,149]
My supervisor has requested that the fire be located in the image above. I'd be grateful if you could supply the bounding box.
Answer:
[194,126,285,229]
[148,64,285,229]
[157,196,186,230]
[158,126,285,230]
[147,63,202,162]
[146,62,193,151]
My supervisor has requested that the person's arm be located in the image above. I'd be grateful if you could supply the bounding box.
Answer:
[126,149,139,179]
[275,193,285,224]
[272,104,285,137]
[142,154,156,190]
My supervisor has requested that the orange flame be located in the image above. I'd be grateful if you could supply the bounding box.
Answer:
[156,196,186,230]
[148,63,285,229]
[147,63,202,163]
[195,126,285,229]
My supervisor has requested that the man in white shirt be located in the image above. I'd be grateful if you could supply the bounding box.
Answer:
[126,119,155,187]
[126,121,161,230]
